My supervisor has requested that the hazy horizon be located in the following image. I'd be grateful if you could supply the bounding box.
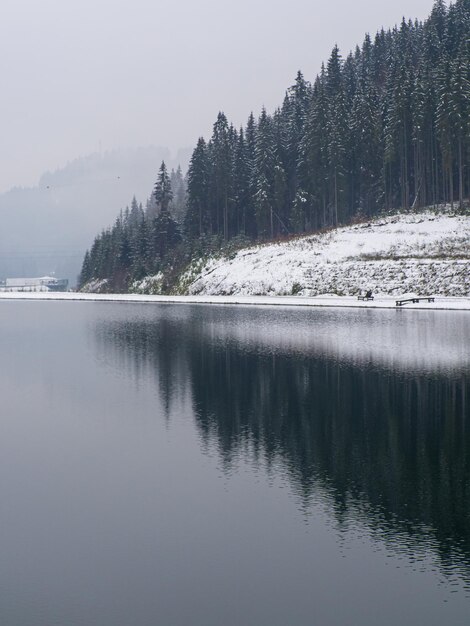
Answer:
[0,145,193,283]
[1,0,434,193]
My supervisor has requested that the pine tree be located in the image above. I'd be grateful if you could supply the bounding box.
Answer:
[149,211,182,264]
[272,108,289,234]
[436,52,455,205]
[130,213,148,280]
[170,165,187,222]
[210,112,232,239]
[298,71,329,229]
[254,108,276,237]
[326,45,348,223]
[185,138,209,239]
[233,128,252,236]
[351,70,382,214]
[244,113,258,237]
[450,45,470,207]
[78,250,91,289]
[284,71,310,217]
[154,161,173,214]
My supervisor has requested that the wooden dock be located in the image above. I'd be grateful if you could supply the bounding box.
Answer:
[395,297,435,306]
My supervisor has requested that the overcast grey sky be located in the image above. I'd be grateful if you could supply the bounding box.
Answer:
[0,0,435,192]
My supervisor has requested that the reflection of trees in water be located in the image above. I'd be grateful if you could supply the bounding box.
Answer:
[94,316,189,417]
[189,341,469,570]
[95,314,470,577]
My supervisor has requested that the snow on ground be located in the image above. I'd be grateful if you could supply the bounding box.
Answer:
[81,278,109,293]
[180,209,470,297]
[0,291,469,311]
[0,285,50,293]
[130,273,164,294]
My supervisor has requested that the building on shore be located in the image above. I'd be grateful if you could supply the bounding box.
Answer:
[0,277,69,292]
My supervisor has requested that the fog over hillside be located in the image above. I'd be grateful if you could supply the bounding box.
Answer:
[0,146,190,285]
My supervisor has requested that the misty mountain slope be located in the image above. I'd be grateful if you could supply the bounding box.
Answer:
[0,146,190,284]
[173,209,470,297]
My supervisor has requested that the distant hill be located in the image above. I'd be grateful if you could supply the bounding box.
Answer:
[0,146,190,285]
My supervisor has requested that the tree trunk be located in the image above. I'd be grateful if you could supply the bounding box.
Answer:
[458,137,463,209]
[449,160,454,210]
[334,169,338,225]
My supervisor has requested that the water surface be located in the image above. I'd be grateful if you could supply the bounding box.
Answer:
[0,301,469,625]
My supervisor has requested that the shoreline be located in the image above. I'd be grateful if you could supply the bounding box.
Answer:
[0,292,469,311]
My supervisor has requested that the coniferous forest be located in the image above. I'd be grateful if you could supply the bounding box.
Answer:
[79,0,470,292]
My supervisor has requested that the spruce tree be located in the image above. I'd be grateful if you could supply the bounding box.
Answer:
[185,138,209,239]
[154,161,173,214]
[254,108,276,238]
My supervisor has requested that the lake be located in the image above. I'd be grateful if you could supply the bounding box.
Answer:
[0,301,469,626]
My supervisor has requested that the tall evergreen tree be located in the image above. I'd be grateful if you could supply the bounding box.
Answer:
[326,45,348,223]
[254,108,276,237]
[154,161,173,214]
[185,138,209,239]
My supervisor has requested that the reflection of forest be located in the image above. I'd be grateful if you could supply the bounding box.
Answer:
[95,310,470,576]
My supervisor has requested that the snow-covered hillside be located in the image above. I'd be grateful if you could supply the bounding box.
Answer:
[179,209,470,297]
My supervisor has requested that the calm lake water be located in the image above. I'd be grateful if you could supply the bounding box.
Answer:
[0,301,469,626]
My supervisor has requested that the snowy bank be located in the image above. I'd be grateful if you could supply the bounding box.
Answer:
[179,209,470,297]
[0,291,469,311]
